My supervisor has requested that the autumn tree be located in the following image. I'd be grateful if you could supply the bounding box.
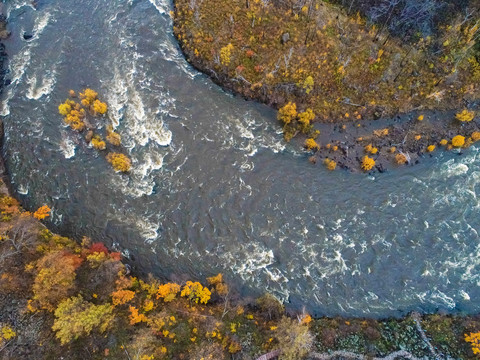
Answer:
[52,295,114,344]
[111,289,136,306]
[181,281,211,304]
[32,250,82,311]
[33,205,51,220]
[256,293,284,320]
[278,102,297,125]
[157,283,181,302]
[275,316,314,360]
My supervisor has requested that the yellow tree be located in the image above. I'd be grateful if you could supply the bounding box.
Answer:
[181,281,211,304]
[52,295,114,344]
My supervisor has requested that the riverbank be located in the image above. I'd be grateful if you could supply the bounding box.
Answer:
[0,171,479,359]
[172,0,480,172]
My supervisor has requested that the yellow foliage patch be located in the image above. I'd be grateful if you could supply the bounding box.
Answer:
[93,100,108,115]
[471,132,480,141]
[34,205,51,220]
[305,138,320,151]
[277,102,297,124]
[361,156,375,171]
[452,135,465,147]
[395,153,408,165]
[456,109,475,122]
[220,43,234,66]
[58,103,72,116]
[465,332,480,355]
[91,135,106,150]
[0,325,16,341]
[129,306,148,325]
[297,108,315,126]
[324,158,336,171]
[181,281,211,304]
[156,283,181,302]
[79,88,98,106]
[111,290,135,306]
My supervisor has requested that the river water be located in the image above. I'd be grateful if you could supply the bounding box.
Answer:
[1,0,480,317]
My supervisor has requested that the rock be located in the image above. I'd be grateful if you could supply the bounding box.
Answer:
[23,33,33,40]
[281,32,290,44]
[0,16,9,40]
[0,30,9,40]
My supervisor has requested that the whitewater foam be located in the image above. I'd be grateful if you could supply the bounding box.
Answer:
[26,69,57,100]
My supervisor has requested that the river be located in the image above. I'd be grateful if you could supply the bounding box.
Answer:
[1,0,480,317]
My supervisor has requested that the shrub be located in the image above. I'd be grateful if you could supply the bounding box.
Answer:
[111,289,135,306]
[361,156,375,171]
[107,153,132,172]
[91,135,106,150]
[364,144,378,154]
[456,109,475,122]
[472,132,480,141]
[58,103,71,116]
[220,43,234,66]
[0,325,16,343]
[302,76,314,94]
[106,125,121,146]
[440,139,448,146]
[304,138,320,150]
[324,158,337,171]
[52,295,114,344]
[373,128,389,137]
[452,135,465,147]
[297,108,315,126]
[427,145,435,152]
[207,273,228,296]
[395,153,408,165]
[88,242,109,254]
[79,88,98,106]
[129,306,148,325]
